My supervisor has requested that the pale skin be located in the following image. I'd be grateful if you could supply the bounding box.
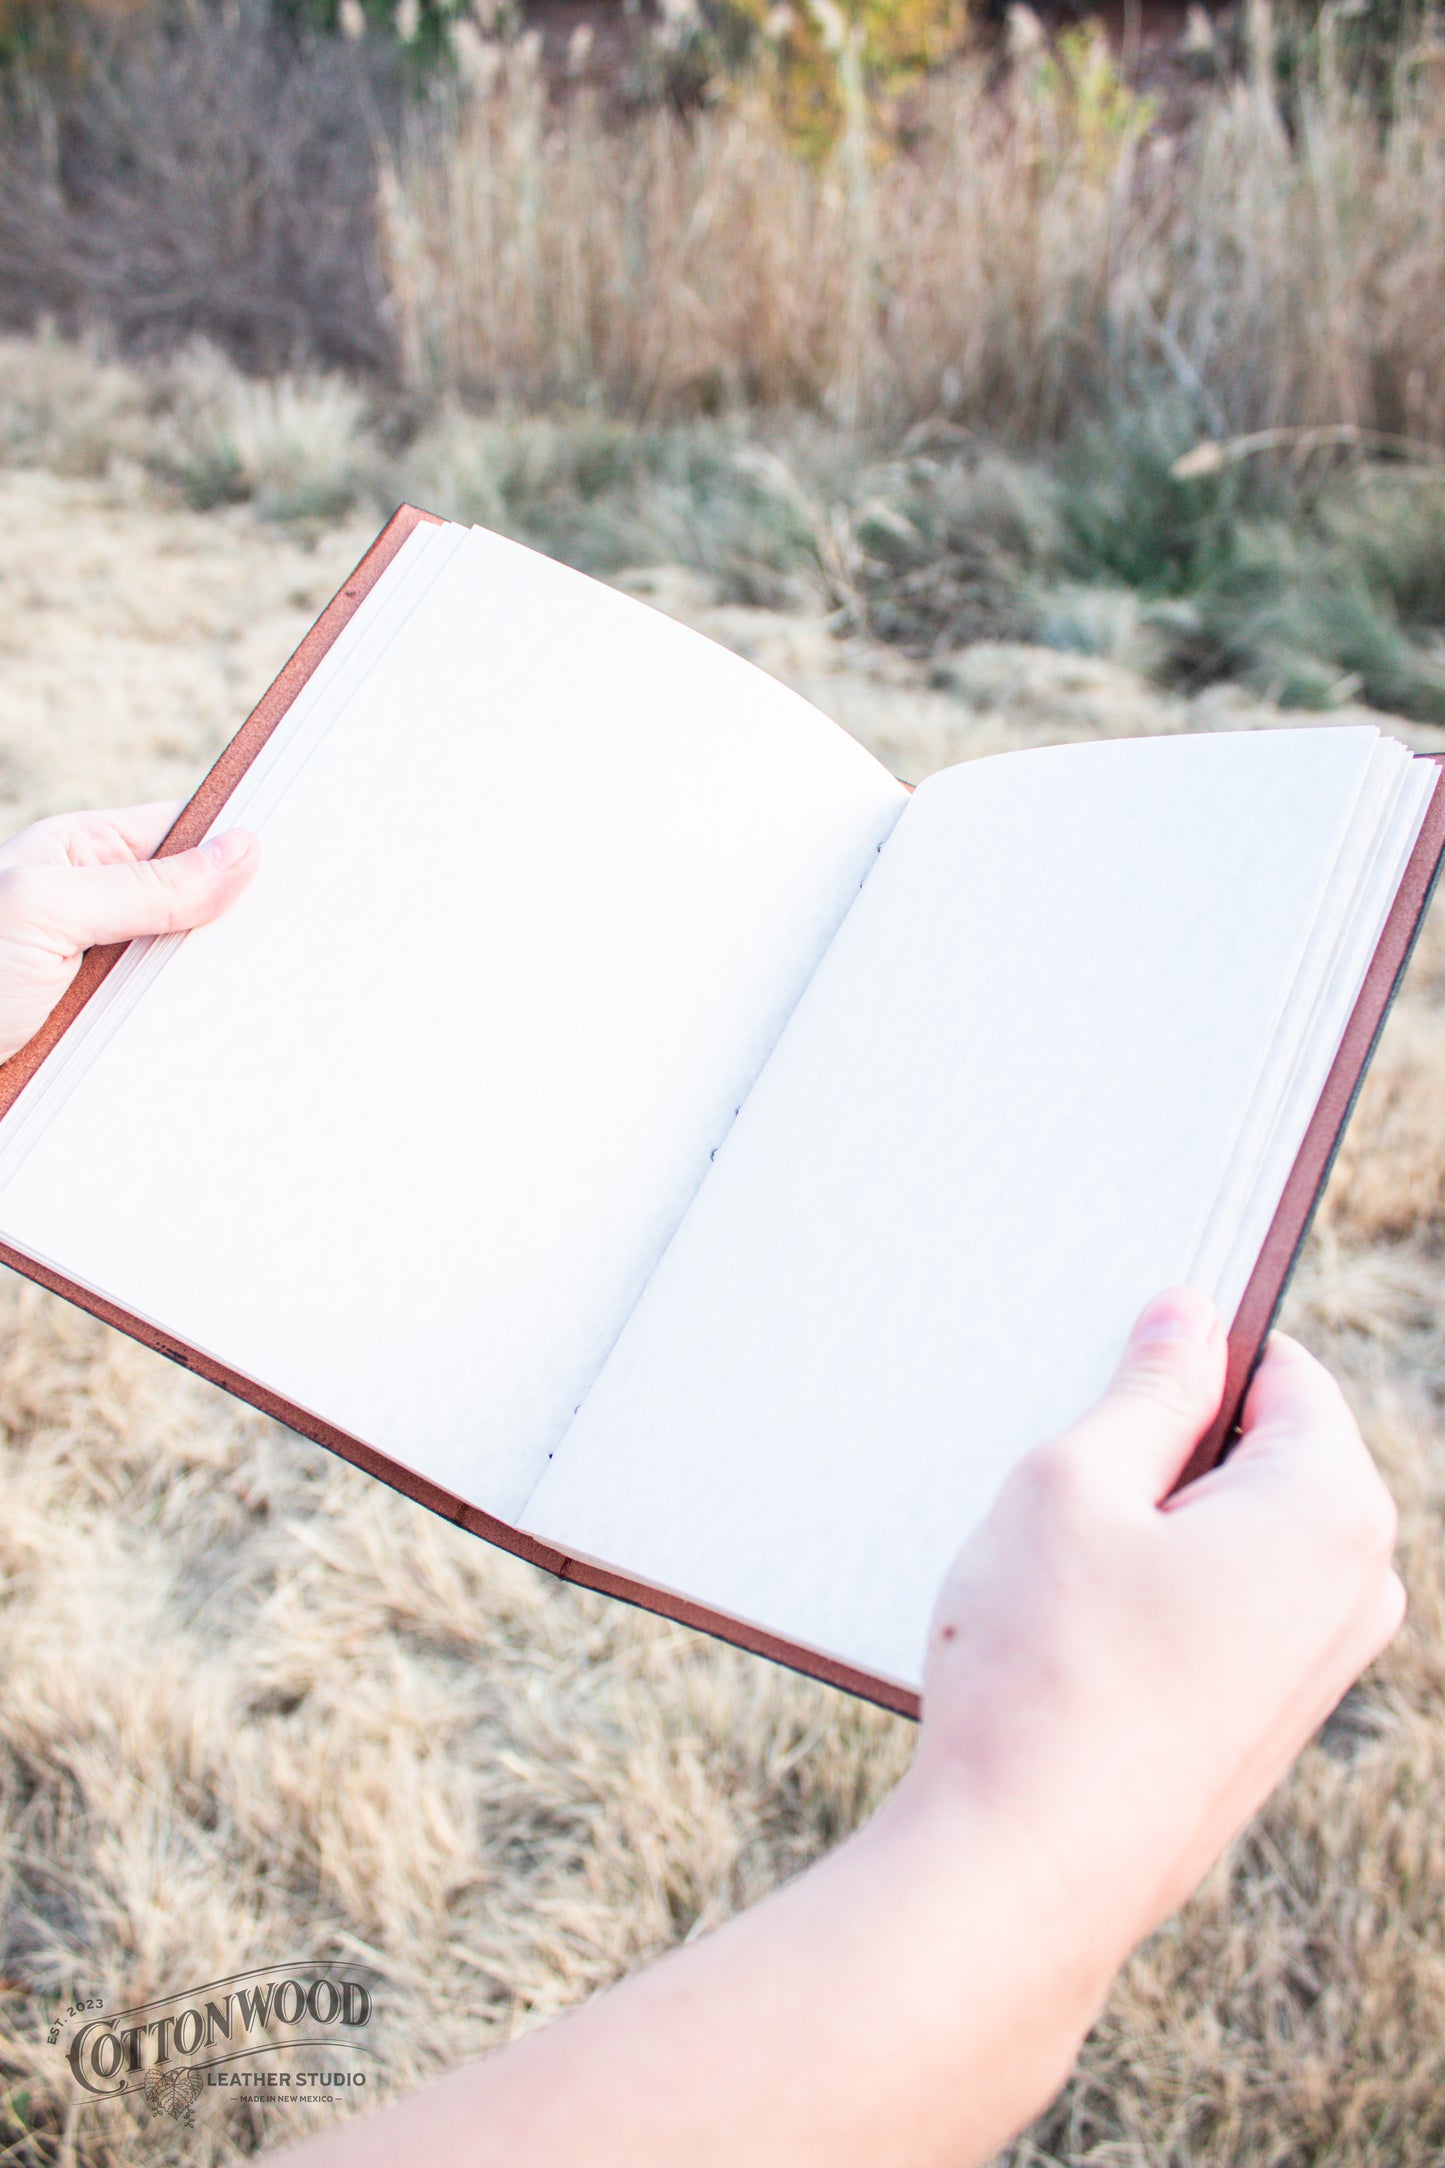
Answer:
[0,806,1406,2167]
[0,803,255,1065]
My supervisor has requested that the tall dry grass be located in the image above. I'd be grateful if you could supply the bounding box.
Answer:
[379,11,1445,445]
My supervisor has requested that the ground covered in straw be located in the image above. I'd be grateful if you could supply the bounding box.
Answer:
[1,417,1445,2166]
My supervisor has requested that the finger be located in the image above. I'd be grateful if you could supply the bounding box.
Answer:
[69,802,189,863]
[1232,1334,1370,1489]
[1198,1333,1400,1589]
[1061,1286,1227,1506]
[1221,1326,1403,1534]
[0,802,186,872]
[1242,1331,1350,1430]
[14,830,258,952]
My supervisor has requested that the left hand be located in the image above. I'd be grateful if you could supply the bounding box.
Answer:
[0,803,257,1064]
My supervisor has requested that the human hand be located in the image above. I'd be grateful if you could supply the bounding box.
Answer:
[0,803,257,1065]
[913,1287,1403,1980]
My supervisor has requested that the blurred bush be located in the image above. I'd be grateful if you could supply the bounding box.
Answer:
[0,0,396,369]
[7,318,1444,726]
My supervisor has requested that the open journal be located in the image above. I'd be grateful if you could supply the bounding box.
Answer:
[0,504,1441,1713]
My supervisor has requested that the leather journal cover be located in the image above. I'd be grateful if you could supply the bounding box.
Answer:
[1,502,1442,1720]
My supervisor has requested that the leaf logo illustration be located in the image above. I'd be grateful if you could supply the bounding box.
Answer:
[141,2066,203,2125]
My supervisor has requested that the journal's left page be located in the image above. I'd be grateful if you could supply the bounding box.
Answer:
[0,513,907,1520]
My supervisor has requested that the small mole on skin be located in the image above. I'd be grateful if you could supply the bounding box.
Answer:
[940,1623,957,1643]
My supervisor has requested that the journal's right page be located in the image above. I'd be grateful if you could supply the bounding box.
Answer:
[523,728,1435,1691]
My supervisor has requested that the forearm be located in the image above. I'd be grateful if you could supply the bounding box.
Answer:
[279,1767,1112,2168]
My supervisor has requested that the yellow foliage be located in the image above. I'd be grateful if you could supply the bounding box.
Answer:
[1029,23,1159,174]
[722,0,973,162]
[707,5,1152,171]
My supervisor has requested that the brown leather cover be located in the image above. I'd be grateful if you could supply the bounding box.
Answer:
[0,502,1441,1724]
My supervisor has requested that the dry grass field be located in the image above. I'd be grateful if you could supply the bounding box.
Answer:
[1,369,1445,2166]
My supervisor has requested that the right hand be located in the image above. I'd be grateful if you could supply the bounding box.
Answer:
[277,1290,1399,2168]
[913,1287,1403,1976]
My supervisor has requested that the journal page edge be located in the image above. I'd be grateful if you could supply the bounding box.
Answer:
[1182,751,1445,1484]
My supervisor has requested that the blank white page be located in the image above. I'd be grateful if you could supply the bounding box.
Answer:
[0,525,905,1515]
[522,728,1402,1688]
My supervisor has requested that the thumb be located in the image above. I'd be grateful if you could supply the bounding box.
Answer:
[30,829,258,953]
[1063,1286,1227,1506]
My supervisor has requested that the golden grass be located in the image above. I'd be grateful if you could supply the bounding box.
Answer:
[0,1277,913,2166]
[0,410,1444,2163]
[380,18,1445,443]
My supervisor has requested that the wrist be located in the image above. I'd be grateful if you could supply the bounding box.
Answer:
[869,1750,1127,2049]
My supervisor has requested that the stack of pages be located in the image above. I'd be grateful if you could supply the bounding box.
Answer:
[0,511,1438,1703]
